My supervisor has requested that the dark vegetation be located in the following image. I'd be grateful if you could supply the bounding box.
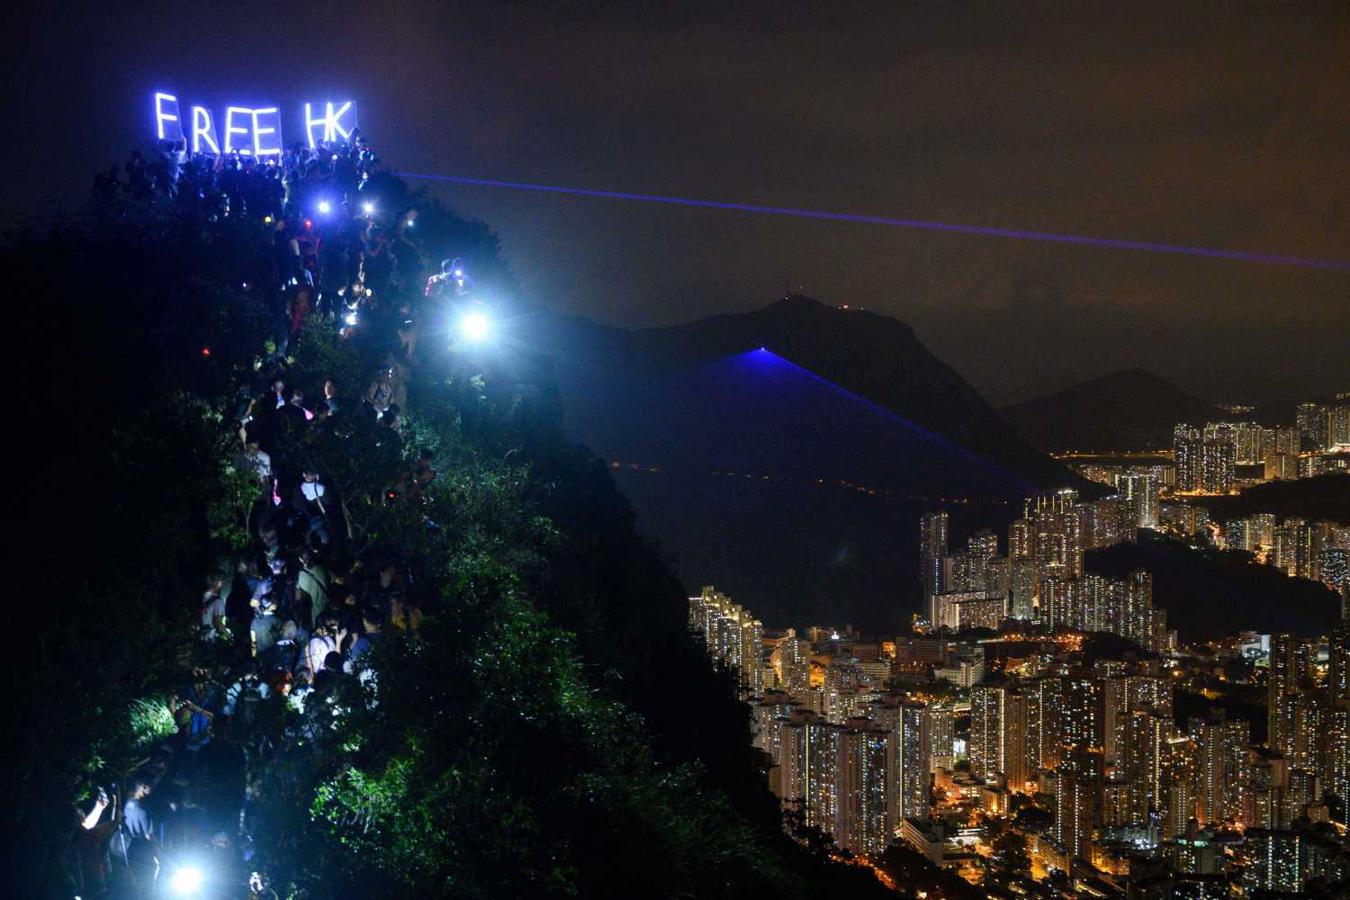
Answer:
[1194,473,1350,525]
[1079,631,1157,662]
[1250,394,1348,429]
[1087,532,1340,641]
[3,157,891,898]
[878,844,982,900]
[1173,689,1268,745]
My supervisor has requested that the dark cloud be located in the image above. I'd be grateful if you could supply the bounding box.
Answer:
[8,0,1348,403]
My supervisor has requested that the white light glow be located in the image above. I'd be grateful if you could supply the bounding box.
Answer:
[154,92,179,140]
[459,311,490,342]
[190,106,219,155]
[304,100,357,148]
[169,864,205,896]
[252,107,282,156]
[223,107,251,155]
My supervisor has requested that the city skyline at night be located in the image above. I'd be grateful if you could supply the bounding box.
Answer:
[6,4,1349,899]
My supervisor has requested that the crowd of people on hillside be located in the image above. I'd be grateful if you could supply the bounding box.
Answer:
[92,131,468,361]
[95,135,377,221]
[66,135,482,899]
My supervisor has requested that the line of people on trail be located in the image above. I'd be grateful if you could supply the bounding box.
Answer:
[66,134,470,900]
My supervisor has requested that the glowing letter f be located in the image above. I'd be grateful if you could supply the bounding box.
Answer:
[154,92,181,142]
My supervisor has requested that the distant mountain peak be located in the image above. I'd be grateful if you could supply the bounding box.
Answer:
[534,293,1092,496]
[747,294,918,342]
[1089,367,1180,388]
[529,295,1092,630]
[1108,366,1159,380]
[773,292,824,308]
[1002,368,1221,453]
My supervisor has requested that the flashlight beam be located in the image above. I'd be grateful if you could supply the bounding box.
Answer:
[397,171,1350,272]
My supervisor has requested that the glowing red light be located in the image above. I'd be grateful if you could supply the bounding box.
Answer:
[201,347,211,357]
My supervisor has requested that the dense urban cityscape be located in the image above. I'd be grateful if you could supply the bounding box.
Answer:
[691,401,1350,898]
[9,4,1350,899]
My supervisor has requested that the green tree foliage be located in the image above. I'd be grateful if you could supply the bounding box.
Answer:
[3,162,895,900]
[5,213,263,893]
[991,831,1029,874]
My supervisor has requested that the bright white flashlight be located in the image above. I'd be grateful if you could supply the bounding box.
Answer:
[459,311,490,342]
[362,202,374,215]
[317,200,332,214]
[169,864,206,896]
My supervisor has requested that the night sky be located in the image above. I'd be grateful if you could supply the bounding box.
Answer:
[9,1,1348,404]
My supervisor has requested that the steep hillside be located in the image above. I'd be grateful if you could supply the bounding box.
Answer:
[7,164,894,898]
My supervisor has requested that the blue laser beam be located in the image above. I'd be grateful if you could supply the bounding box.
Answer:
[743,348,1035,493]
[396,171,1350,271]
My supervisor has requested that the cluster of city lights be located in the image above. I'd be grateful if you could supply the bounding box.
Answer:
[606,459,1006,505]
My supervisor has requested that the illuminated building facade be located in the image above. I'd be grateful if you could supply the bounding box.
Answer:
[1268,634,1315,755]
[1027,489,1084,579]
[1200,429,1236,494]
[1297,402,1330,452]
[1118,472,1160,529]
[1054,750,1100,863]
[835,718,892,856]
[1008,557,1036,621]
[919,511,949,611]
[1003,691,1031,791]
[688,586,764,696]
[970,684,1005,781]
[925,703,956,772]
[772,631,812,700]
[893,701,931,820]
[1174,425,1203,492]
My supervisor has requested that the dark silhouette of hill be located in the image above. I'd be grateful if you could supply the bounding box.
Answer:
[1197,473,1350,525]
[1250,393,1348,429]
[1250,398,1300,427]
[1001,368,1222,452]
[1086,532,1339,641]
[520,296,1087,630]
[6,180,898,897]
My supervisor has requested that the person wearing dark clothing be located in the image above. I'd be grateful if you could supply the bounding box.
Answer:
[322,378,341,413]
[114,775,159,889]
[363,225,393,293]
[223,563,257,644]
[365,562,404,625]
[296,551,330,629]
[274,221,304,287]
[175,673,217,750]
[280,389,310,429]
[291,469,331,547]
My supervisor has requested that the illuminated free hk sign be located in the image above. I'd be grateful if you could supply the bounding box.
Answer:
[152,92,358,156]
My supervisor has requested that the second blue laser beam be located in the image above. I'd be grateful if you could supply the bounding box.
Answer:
[396,172,1350,271]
